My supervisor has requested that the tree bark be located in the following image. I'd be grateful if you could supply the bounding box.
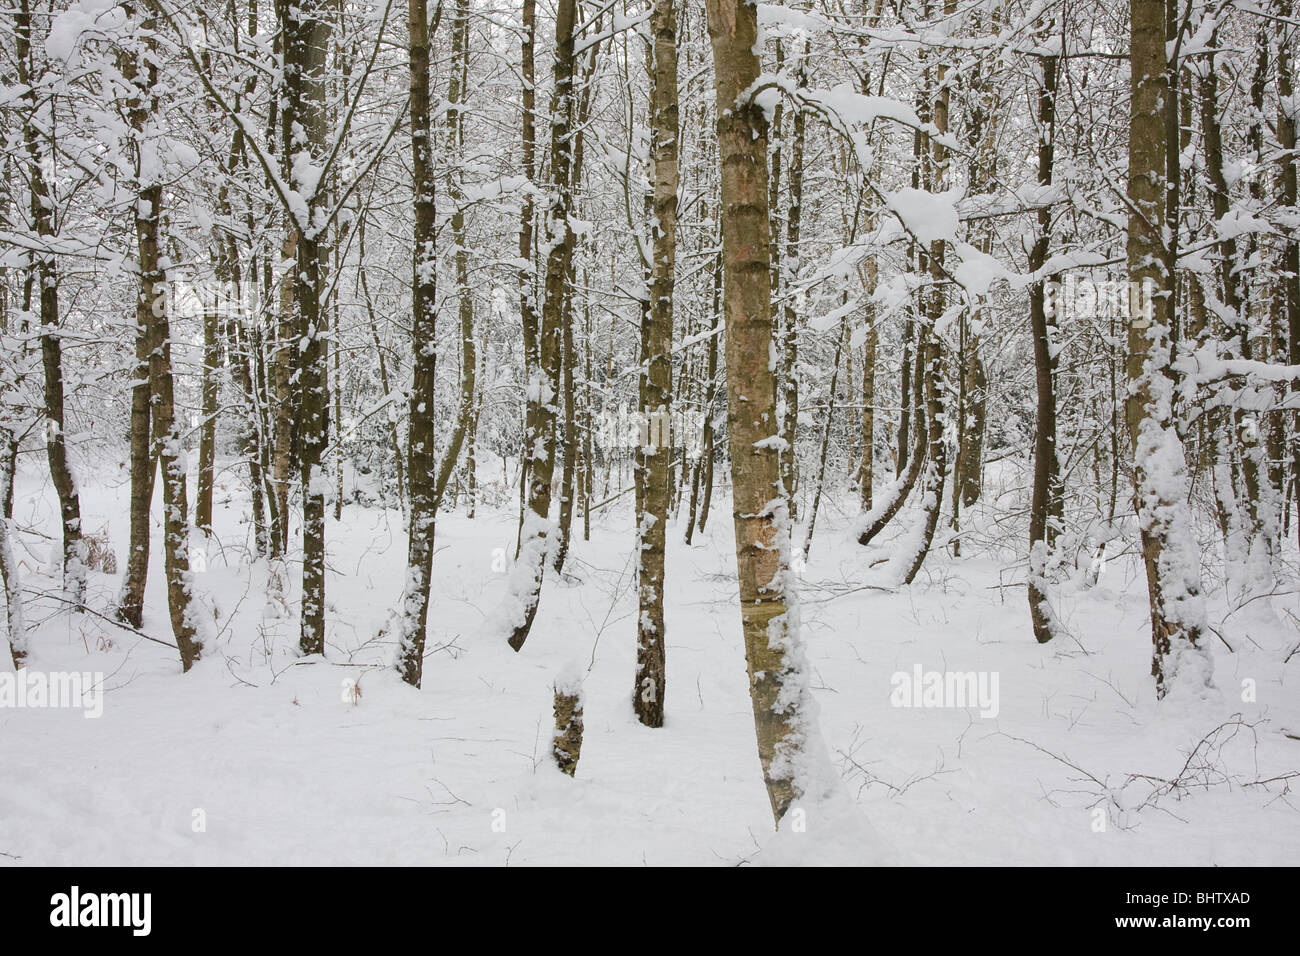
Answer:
[706,0,822,825]
[1027,40,1061,644]
[396,0,438,686]
[18,0,84,605]
[1127,0,1210,698]
[507,0,577,652]
[634,0,678,728]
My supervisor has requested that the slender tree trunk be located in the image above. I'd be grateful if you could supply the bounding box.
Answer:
[357,214,406,515]
[859,269,877,512]
[695,240,722,537]
[396,0,438,686]
[119,238,154,626]
[803,318,847,560]
[429,0,478,524]
[1028,41,1061,644]
[553,19,602,573]
[779,42,808,523]
[19,0,84,604]
[143,185,203,670]
[270,226,296,557]
[0,433,26,668]
[507,0,577,652]
[195,298,220,535]
[1278,0,1300,551]
[516,0,539,553]
[634,0,678,728]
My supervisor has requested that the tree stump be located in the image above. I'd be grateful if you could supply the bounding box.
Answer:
[552,673,584,777]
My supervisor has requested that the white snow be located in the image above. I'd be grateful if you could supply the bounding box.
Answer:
[2,460,1297,864]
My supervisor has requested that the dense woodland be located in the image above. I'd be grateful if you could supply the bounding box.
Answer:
[1,0,1298,833]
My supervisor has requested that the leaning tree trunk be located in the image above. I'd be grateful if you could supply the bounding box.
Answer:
[18,0,84,605]
[803,317,847,560]
[633,0,678,728]
[428,0,478,527]
[898,0,954,586]
[706,0,825,826]
[506,0,577,652]
[1127,0,1211,699]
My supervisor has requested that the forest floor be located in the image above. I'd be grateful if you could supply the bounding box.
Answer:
[2,459,1299,865]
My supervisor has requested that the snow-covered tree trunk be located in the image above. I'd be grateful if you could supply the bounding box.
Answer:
[280,0,333,658]
[19,0,84,606]
[396,0,438,687]
[1280,0,1300,549]
[0,432,26,668]
[506,0,577,652]
[706,0,827,825]
[634,0,678,728]
[778,42,808,526]
[1126,0,1211,699]
[1027,38,1062,645]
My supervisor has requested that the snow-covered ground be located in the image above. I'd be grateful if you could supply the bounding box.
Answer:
[2,460,1298,865]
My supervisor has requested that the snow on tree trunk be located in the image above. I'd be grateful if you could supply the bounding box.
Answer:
[705,0,833,825]
[1126,0,1212,699]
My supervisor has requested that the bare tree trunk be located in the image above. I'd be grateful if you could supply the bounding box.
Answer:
[1279,0,1300,550]
[898,0,954,586]
[803,318,847,560]
[779,42,808,522]
[18,0,84,604]
[706,0,824,825]
[430,0,477,523]
[270,226,296,557]
[634,0,678,728]
[1027,40,1061,644]
[515,0,539,554]
[0,433,26,668]
[278,0,333,657]
[1127,0,1210,698]
[356,213,406,515]
[195,299,220,535]
[119,234,155,626]
[507,0,577,652]
[553,19,602,573]
[859,275,877,512]
[695,241,722,538]
[395,0,438,686]
[143,186,203,670]
[118,9,203,667]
